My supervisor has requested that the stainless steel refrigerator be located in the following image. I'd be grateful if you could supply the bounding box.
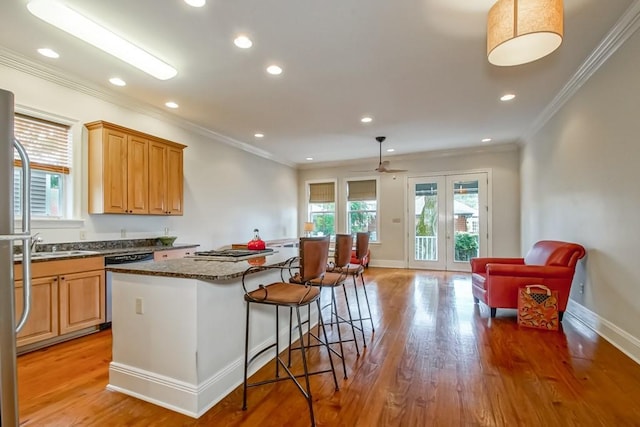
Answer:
[0,88,34,426]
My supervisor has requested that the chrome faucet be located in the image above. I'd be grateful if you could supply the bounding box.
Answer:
[30,232,43,252]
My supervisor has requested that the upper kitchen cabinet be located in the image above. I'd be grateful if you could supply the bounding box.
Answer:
[148,140,184,215]
[86,121,186,215]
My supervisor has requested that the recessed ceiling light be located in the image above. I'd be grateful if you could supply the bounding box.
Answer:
[27,0,177,80]
[37,48,59,58]
[386,148,395,153]
[234,35,252,49]
[165,101,179,109]
[500,93,516,101]
[306,157,313,161]
[254,133,264,138]
[184,0,206,7]
[266,65,283,75]
[361,116,373,123]
[109,77,126,86]
[482,138,492,142]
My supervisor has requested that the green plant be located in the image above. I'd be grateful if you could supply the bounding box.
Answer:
[455,232,478,261]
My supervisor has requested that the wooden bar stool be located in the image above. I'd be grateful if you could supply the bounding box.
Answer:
[242,236,338,427]
[303,233,361,379]
[337,232,375,346]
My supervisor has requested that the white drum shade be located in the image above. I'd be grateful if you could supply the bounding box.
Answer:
[487,0,563,66]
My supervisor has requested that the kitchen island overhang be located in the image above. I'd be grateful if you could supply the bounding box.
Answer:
[105,248,315,418]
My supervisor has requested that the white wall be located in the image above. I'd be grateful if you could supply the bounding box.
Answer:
[1,64,298,249]
[298,145,520,265]
[520,27,640,358]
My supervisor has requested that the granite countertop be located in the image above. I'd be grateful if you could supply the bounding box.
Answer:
[94,243,199,256]
[106,247,299,281]
[14,238,200,263]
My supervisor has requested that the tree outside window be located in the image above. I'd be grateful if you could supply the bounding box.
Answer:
[309,202,335,237]
[347,200,377,241]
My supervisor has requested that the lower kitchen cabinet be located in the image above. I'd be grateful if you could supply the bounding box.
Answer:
[59,270,105,335]
[15,276,59,347]
[14,257,105,350]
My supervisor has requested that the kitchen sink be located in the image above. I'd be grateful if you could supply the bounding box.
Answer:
[15,250,101,261]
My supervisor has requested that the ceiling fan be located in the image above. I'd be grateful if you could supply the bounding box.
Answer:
[368,136,407,173]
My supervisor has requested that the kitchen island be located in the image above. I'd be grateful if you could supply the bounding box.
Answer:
[105,248,308,418]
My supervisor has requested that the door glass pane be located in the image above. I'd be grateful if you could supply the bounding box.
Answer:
[414,182,438,261]
[452,180,479,262]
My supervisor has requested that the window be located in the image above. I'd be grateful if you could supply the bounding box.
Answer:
[13,113,71,218]
[307,182,336,237]
[347,179,378,242]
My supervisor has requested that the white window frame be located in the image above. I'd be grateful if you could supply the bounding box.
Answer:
[344,176,380,243]
[14,105,80,225]
[305,179,338,239]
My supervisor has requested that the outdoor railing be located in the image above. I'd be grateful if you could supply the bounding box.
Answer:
[415,234,479,262]
[415,236,437,261]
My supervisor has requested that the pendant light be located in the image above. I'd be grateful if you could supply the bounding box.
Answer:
[487,0,563,66]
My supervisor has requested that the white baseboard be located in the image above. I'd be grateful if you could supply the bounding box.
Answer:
[567,300,640,365]
[369,259,406,268]
[108,363,200,417]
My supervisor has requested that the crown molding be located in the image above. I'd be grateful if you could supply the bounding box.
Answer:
[0,47,294,168]
[298,141,520,171]
[527,0,640,139]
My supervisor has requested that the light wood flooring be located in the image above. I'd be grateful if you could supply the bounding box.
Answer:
[17,268,640,426]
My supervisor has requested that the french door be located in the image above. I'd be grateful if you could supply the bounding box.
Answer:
[408,173,488,271]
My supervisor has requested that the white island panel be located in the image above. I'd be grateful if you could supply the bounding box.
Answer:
[107,255,315,418]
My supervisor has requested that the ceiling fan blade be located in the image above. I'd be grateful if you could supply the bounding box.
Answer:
[368,135,407,173]
[378,160,406,173]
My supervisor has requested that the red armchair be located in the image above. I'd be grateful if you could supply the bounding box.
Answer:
[471,240,586,319]
[350,232,370,267]
[350,249,369,267]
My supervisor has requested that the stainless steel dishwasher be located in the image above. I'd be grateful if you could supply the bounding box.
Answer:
[104,252,154,325]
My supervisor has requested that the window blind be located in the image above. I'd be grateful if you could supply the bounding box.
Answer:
[347,179,376,201]
[13,113,71,174]
[309,182,335,203]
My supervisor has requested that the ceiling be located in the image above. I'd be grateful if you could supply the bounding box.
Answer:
[0,0,635,168]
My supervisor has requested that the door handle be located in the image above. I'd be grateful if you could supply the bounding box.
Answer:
[13,138,33,333]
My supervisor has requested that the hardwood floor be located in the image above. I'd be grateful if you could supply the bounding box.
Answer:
[17,268,640,426]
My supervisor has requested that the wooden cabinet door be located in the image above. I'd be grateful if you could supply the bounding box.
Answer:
[127,135,149,214]
[166,145,184,215]
[59,270,105,335]
[148,140,168,215]
[15,277,59,347]
[103,128,129,213]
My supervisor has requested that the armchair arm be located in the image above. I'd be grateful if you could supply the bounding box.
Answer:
[486,264,575,278]
[470,257,524,273]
